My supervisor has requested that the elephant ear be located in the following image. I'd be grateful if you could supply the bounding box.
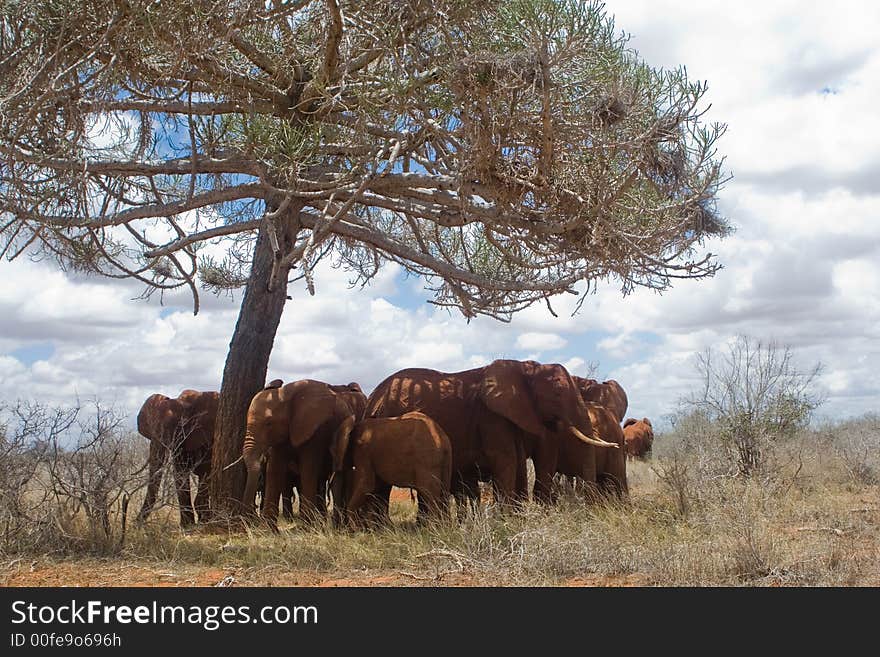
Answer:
[329,415,356,473]
[623,418,638,429]
[137,394,167,439]
[287,385,338,448]
[480,360,547,438]
[177,391,218,450]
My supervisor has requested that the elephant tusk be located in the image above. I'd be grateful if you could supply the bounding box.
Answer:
[223,454,245,470]
[570,426,619,448]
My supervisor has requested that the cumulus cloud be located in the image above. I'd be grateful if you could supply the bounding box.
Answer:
[515,332,568,352]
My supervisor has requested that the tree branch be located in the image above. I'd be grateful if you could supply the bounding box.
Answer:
[78,99,277,116]
[8,183,264,229]
[0,147,263,177]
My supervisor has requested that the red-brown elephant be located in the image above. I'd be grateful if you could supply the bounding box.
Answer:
[623,417,654,459]
[242,379,366,529]
[583,403,627,497]
[574,377,628,424]
[135,389,219,527]
[366,360,618,508]
[556,402,628,499]
[331,411,453,525]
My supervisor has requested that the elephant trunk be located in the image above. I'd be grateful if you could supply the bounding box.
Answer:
[329,414,356,525]
[330,415,356,473]
[241,430,265,517]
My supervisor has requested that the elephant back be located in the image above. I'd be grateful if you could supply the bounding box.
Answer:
[366,367,483,417]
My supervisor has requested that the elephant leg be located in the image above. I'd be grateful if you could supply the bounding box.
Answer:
[357,481,387,526]
[451,470,479,518]
[192,457,212,523]
[262,446,287,531]
[172,458,195,527]
[431,485,452,522]
[297,452,323,524]
[193,474,211,523]
[316,477,332,520]
[329,472,345,526]
[483,440,519,506]
[416,477,446,522]
[513,440,529,504]
[532,441,559,504]
[599,469,627,499]
[136,439,167,523]
[281,472,295,520]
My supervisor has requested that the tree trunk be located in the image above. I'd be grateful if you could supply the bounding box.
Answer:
[209,205,300,516]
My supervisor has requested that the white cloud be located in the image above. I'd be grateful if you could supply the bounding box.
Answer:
[597,333,645,360]
[515,332,568,352]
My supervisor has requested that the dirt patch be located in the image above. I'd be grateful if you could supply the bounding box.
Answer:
[563,574,652,587]
[317,574,406,587]
[0,560,238,587]
[390,487,415,503]
[0,559,649,587]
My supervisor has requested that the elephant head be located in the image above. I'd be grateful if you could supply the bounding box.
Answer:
[330,382,368,422]
[479,360,618,501]
[481,360,614,445]
[574,377,628,424]
[242,379,365,526]
[137,394,182,448]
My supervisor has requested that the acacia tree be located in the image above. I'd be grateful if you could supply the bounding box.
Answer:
[1,0,729,513]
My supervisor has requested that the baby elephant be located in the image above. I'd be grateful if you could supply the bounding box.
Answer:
[331,411,452,524]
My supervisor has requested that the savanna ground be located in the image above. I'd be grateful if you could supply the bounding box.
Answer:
[2,406,878,587]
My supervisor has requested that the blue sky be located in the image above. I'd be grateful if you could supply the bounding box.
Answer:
[2,1,879,428]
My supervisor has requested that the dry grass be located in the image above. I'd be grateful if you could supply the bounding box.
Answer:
[2,413,879,587]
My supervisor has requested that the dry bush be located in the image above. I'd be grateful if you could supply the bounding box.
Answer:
[650,409,731,516]
[823,415,880,485]
[0,402,58,553]
[0,399,163,556]
[686,336,823,477]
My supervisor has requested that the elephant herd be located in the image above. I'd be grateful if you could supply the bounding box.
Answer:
[135,359,655,530]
